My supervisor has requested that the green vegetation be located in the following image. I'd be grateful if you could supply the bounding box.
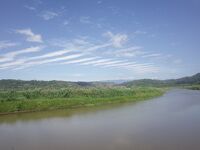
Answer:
[181,85,200,90]
[1,72,199,114]
[123,73,200,87]
[0,73,199,90]
[0,87,165,114]
[0,79,113,91]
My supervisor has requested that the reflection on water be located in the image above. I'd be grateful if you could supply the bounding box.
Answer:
[0,102,137,124]
[0,89,200,150]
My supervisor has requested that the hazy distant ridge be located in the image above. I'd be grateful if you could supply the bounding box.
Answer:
[0,73,199,90]
[123,73,200,87]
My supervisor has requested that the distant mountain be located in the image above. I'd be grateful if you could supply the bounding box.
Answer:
[0,80,76,90]
[0,79,114,91]
[172,73,200,85]
[122,73,200,87]
[99,80,130,84]
[122,79,168,87]
[0,73,199,90]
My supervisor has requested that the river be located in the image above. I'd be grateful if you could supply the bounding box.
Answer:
[0,89,200,150]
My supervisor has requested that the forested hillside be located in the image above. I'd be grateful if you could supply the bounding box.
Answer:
[0,73,199,90]
[123,73,200,87]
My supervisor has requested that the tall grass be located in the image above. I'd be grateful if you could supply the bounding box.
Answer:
[182,85,200,90]
[0,87,165,114]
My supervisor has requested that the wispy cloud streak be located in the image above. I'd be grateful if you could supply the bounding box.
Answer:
[39,11,59,20]
[28,49,72,61]
[60,57,99,64]
[13,53,83,70]
[104,31,127,48]
[0,41,19,50]
[0,46,43,63]
[80,59,111,65]
[15,29,43,43]
[142,53,161,58]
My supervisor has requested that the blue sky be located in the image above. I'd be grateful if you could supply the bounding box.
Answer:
[0,0,199,81]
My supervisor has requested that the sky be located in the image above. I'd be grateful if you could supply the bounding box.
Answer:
[0,0,199,81]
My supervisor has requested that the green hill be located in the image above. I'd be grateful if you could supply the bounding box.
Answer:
[0,79,115,91]
[122,73,200,87]
[0,73,199,90]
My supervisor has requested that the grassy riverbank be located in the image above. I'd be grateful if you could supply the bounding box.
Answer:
[0,87,165,114]
[182,84,200,90]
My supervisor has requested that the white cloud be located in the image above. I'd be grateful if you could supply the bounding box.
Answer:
[0,46,42,63]
[49,38,91,50]
[86,43,111,51]
[4,48,159,74]
[0,46,43,69]
[0,31,160,75]
[79,57,159,74]
[0,60,25,69]
[49,38,111,54]
[58,54,157,74]
[39,11,59,20]
[104,46,144,58]
[63,20,70,25]
[80,59,111,65]
[0,41,19,50]
[142,53,161,58]
[60,57,98,64]
[80,16,92,24]
[24,5,36,11]
[60,57,137,70]
[102,62,136,68]
[124,63,159,73]
[7,46,42,57]
[93,60,126,66]
[0,56,13,63]
[126,62,153,66]
[28,54,83,65]
[15,28,43,43]
[118,50,144,57]
[73,38,91,46]
[13,53,84,70]
[28,49,72,61]
[104,31,128,48]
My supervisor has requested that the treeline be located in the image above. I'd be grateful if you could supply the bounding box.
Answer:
[122,73,200,87]
[182,85,200,90]
[0,80,114,91]
[0,73,199,91]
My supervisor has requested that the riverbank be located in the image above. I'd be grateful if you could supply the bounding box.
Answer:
[182,85,200,90]
[0,87,165,114]
[1,89,199,150]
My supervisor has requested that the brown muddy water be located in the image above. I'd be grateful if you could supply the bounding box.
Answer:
[0,89,200,150]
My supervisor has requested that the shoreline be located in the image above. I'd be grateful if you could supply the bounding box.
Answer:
[0,88,165,115]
